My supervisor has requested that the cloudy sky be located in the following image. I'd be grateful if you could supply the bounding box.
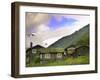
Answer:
[25,12,90,49]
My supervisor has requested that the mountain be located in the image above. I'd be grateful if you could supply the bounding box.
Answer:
[48,24,89,49]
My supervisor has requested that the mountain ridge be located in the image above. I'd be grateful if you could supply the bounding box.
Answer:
[26,24,89,51]
[48,24,89,49]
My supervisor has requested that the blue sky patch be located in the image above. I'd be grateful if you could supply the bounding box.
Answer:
[47,16,77,30]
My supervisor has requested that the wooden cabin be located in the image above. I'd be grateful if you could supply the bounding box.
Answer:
[75,46,89,56]
[38,48,65,60]
[26,46,65,61]
[65,45,76,57]
[26,45,45,64]
[65,45,89,57]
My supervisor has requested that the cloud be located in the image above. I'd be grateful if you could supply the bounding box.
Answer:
[26,13,51,33]
[26,13,36,27]
[26,13,89,34]
[26,13,50,33]
[36,24,50,33]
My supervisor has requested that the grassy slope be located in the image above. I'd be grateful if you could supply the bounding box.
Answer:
[48,24,89,48]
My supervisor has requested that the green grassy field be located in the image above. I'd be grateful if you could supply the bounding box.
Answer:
[26,55,89,67]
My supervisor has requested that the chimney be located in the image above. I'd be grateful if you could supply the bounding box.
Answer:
[30,42,33,48]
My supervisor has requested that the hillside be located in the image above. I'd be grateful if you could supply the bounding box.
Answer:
[48,24,89,49]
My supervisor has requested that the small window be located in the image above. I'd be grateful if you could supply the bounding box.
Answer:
[40,54,43,59]
[44,53,51,59]
[57,53,62,59]
[32,49,37,54]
